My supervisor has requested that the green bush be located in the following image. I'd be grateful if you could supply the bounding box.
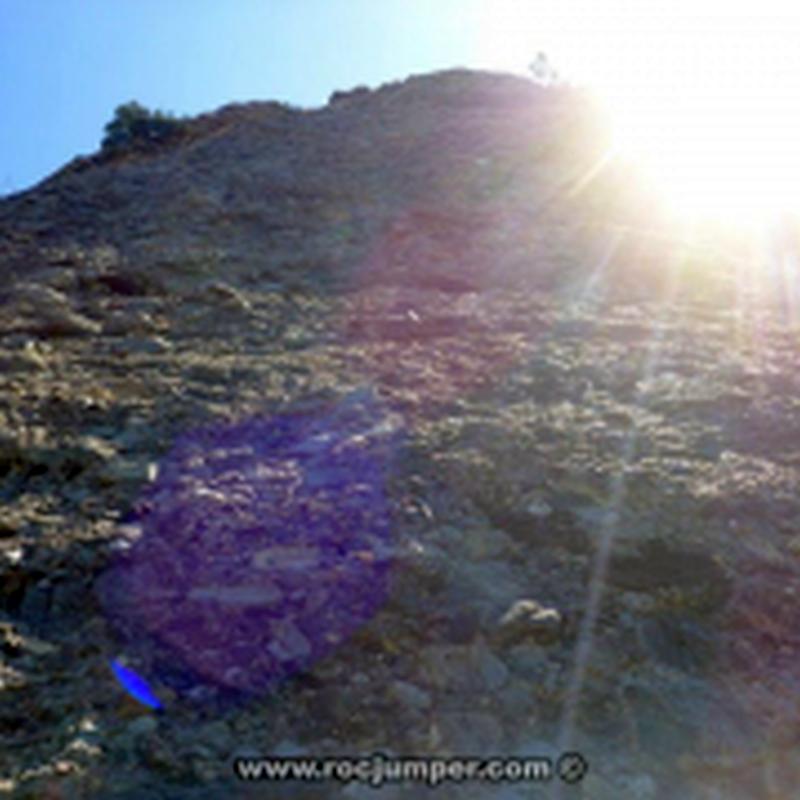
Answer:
[101,101,186,152]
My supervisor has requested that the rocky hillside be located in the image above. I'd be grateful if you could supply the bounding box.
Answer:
[1,68,799,799]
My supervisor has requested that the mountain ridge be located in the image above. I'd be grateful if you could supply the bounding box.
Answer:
[0,68,610,296]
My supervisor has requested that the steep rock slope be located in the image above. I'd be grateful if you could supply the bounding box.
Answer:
[1,70,605,292]
[0,69,799,799]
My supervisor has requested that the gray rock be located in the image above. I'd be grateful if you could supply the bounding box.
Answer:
[508,736,560,761]
[417,637,508,695]
[11,282,102,336]
[619,772,658,800]
[125,715,158,738]
[525,498,552,518]
[194,720,234,756]
[389,680,433,711]
[202,281,252,312]
[418,644,479,693]
[13,282,72,311]
[101,457,157,489]
[109,335,171,355]
[494,676,537,720]
[270,739,310,757]
[37,307,102,337]
[434,711,504,753]
[459,524,517,561]
[636,616,717,673]
[492,599,563,648]
[102,309,159,336]
[470,635,510,691]
[0,340,49,371]
[504,643,552,680]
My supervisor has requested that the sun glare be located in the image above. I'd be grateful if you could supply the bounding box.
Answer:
[477,2,800,229]
[586,14,800,229]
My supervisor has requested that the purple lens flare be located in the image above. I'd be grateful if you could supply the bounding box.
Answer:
[97,388,402,700]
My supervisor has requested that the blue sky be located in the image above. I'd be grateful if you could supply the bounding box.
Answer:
[3,0,799,217]
[0,0,530,195]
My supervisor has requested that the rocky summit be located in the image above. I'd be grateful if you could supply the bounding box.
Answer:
[1,68,800,799]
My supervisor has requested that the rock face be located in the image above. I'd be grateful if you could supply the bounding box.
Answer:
[1,68,800,798]
[0,70,608,297]
[97,387,402,697]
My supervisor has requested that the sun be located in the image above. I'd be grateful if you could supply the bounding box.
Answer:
[590,12,800,230]
[474,2,800,231]
[606,65,800,229]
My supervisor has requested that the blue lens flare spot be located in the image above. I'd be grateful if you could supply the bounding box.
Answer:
[110,659,163,711]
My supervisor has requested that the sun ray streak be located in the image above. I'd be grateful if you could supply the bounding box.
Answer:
[553,254,683,791]
[766,224,800,328]
[564,149,616,201]
[571,226,624,304]
[780,253,800,326]
[553,442,636,780]
[530,133,616,222]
